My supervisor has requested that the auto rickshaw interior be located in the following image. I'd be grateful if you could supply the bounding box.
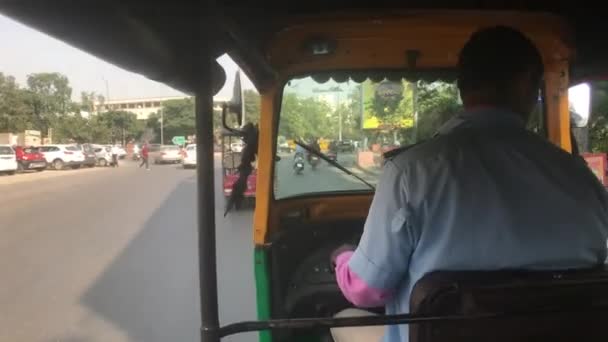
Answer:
[4,2,608,341]
[240,10,604,341]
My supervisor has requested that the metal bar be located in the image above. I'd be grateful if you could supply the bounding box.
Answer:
[218,306,608,338]
[196,2,220,341]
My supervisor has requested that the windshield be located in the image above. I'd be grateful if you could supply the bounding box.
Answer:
[0,146,14,155]
[65,145,80,151]
[162,145,180,151]
[274,73,463,199]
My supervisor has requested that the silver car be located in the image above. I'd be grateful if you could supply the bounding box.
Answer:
[152,145,183,164]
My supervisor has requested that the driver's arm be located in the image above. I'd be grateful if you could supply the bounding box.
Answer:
[334,160,417,307]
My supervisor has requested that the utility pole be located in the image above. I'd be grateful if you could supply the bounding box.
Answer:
[160,105,164,145]
[102,77,110,101]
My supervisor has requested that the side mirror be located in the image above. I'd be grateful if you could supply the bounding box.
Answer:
[222,70,245,131]
[569,82,591,128]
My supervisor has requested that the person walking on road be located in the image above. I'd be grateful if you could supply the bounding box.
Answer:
[139,143,150,170]
[111,145,120,167]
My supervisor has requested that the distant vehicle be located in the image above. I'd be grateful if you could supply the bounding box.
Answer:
[14,146,46,171]
[337,140,355,153]
[39,144,85,170]
[0,145,18,175]
[77,144,97,168]
[183,144,197,168]
[152,145,183,164]
[278,136,291,153]
[92,145,113,166]
[106,145,127,159]
[230,141,244,153]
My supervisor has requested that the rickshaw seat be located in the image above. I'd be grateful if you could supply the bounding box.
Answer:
[409,268,608,342]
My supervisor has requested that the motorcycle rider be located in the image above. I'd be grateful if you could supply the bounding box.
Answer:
[307,137,321,164]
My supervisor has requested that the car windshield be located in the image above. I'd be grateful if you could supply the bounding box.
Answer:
[274,72,464,199]
[163,145,180,151]
[24,147,39,153]
[187,145,196,151]
[0,146,14,154]
[65,145,80,151]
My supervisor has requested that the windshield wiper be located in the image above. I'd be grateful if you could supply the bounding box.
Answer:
[294,140,376,191]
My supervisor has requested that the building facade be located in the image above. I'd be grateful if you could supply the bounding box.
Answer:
[94,96,227,120]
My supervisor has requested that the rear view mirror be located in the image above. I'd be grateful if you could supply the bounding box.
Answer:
[569,82,591,127]
[222,70,245,131]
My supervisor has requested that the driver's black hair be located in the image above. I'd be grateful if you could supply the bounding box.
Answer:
[457,26,544,95]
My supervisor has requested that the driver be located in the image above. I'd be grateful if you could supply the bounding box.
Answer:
[330,26,608,342]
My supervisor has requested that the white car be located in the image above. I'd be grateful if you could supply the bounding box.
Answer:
[183,144,197,168]
[152,145,183,164]
[92,145,113,166]
[230,141,244,153]
[39,144,85,170]
[0,145,18,175]
[106,145,127,159]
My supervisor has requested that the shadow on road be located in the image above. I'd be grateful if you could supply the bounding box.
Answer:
[80,174,257,342]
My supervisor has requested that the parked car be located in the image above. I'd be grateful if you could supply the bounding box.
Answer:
[77,144,97,168]
[14,146,47,171]
[39,144,85,170]
[103,145,127,159]
[152,145,183,164]
[0,145,18,175]
[92,145,113,166]
[183,144,197,168]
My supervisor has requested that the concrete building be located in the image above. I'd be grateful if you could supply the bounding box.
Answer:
[94,96,228,120]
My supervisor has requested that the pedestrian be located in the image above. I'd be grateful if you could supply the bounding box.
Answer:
[111,145,120,167]
[139,142,150,170]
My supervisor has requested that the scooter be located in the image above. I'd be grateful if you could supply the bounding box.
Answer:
[309,154,320,170]
[294,153,305,175]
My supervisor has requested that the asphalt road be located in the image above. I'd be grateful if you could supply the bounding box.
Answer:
[0,154,379,342]
[274,153,377,199]
[0,157,257,342]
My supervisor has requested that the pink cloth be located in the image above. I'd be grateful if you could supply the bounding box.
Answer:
[334,251,393,308]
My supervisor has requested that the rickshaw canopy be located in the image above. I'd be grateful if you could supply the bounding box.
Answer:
[1,1,608,95]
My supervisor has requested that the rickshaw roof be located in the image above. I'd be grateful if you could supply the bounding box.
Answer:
[1,1,606,93]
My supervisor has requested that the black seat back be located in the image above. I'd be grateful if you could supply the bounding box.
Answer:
[409,268,608,342]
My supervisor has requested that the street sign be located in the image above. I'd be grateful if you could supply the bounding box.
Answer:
[172,136,186,145]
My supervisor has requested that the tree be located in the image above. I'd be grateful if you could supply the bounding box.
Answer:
[146,98,195,144]
[244,89,261,124]
[96,110,139,144]
[413,81,462,141]
[278,93,333,140]
[0,73,31,132]
[25,72,74,137]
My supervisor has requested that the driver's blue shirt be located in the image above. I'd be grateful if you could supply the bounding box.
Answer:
[338,108,608,342]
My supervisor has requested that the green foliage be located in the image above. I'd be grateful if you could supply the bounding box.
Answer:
[0,73,31,132]
[279,93,333,140]
[588,81,608,153]
[0,71,143,144]
[414,81,462,141]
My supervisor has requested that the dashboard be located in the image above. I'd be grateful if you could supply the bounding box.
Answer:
[268,219,365,319]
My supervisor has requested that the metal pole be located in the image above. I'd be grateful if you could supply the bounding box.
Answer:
[160,106,164,145]
[337,91,342,141]
[196,6,220,342]
[412,81,418,142]
[102,77,110,100]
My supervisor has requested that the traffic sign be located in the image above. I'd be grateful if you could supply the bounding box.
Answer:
[172,136,186,145]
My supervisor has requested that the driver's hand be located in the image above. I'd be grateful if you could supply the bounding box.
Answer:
[330,244,356,267]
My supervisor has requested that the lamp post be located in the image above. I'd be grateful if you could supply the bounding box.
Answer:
[160,105,164,145]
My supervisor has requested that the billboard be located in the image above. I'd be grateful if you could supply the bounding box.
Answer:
[362,79,415,130]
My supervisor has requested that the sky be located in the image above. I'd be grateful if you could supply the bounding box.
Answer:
[0,14,255,101]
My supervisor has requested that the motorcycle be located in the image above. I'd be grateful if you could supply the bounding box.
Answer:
[309,154,320,170]
[294,153,305,175]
